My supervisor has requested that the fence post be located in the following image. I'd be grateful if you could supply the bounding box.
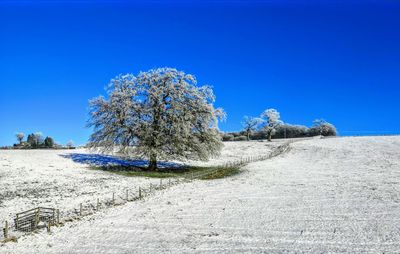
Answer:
[149,183,152,192]
[112,192,115,205]
[126,190,129,202]
[52,209,55,226]
[56,209,60,225]
[160,179,163,188]
[3,220,8,239]
[47,222,51,233]
[169,179,171,186]
[16,214,19,230]
[139,187,142,199]
[35,208,39,229]
[80,203,83,216]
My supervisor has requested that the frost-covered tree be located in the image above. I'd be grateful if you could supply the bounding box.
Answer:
[241,116,263,141]
[15,132,24,144]
[88,67,226,171]
[34,132,44,146]
[274,124,308,139]
[27,133,38,148]
[221,133,235,141]
[44,136,55,148]
[261,108,282,141]
[309,119,337,136]
[66,140,74,149]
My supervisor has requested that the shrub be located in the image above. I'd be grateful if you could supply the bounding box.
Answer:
[234,135,247,141]
[274,124,309,139]
[249,130,268,140]
[308,119,337,137]
[27,133,38,148]
[222,134,235,141]
[44,137,55,148]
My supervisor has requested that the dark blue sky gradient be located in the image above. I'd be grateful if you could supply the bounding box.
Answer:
[1,1,399,145]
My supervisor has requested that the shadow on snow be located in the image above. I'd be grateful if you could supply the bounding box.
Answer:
[60,153,183,169]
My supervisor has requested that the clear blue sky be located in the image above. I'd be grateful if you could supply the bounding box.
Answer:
[1,1,399,146]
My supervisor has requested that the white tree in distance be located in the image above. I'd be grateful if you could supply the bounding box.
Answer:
[66,140,74,149]
[88,67,226,171]
[241,116,263,141]
[261,108,282,141]
[311,119,337,136]
[15,132,25,144]
[34,132,44,145]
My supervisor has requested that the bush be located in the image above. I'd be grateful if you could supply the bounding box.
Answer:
[27,133,38,148]
[44,137,55,148]
[308,120,337,137]
[222,134,235,141]
[221,119,337,141]
[234,135,247,141]
[274,124,309,139]
[249,130,268,140]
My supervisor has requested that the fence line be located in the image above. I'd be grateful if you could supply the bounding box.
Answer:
[184,141,293,179]
[1,141,293,242]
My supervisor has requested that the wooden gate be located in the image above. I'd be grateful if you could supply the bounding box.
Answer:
[14,207,58,232]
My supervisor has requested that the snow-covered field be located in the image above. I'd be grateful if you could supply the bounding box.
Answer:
[1,136,400,253]
[0,141,280,233]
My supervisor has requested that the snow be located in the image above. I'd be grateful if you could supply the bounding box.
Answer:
[88,68,226,163]
[0,141,279,232]
[1,136,400,253]
[0,148,158,228]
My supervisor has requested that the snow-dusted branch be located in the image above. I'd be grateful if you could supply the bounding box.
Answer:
[88,67,225,170]
[261,108,283,141]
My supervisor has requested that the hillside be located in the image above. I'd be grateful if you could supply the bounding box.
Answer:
[1,136,400,253]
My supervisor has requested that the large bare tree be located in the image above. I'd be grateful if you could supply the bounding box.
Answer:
[88,68,225,171]
[241,116,263,141]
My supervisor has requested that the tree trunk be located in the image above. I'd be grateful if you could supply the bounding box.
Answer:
[268,132,272,142]
[247,131,250,141]
[148,153,157,171]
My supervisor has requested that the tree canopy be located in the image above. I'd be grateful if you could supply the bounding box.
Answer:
[261,108,283,141]
[88,67,225,170]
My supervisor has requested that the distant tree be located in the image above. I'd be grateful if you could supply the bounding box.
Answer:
[27,133,38,148]
[308,119,337,137]
[274,124,309,139]
[44,136,55,148]
[249,130,268,140]
[66,140,74,149]
[234,135,247,141]
[15,133,25,144]
[241,116,263,141]
[261,108,283,141]
[88,68,226,171]
[221,133,235,141]
[34,132,44,146]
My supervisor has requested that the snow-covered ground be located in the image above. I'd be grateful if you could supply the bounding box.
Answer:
[2,136,400,253]
[0,141,280,233]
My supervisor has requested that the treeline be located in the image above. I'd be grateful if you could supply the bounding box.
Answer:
[13,132,75,149]
[222,108,337,141]
[222,123,336,141]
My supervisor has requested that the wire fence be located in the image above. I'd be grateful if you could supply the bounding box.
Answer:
[338,131,400,137]
[1,141,293,242]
